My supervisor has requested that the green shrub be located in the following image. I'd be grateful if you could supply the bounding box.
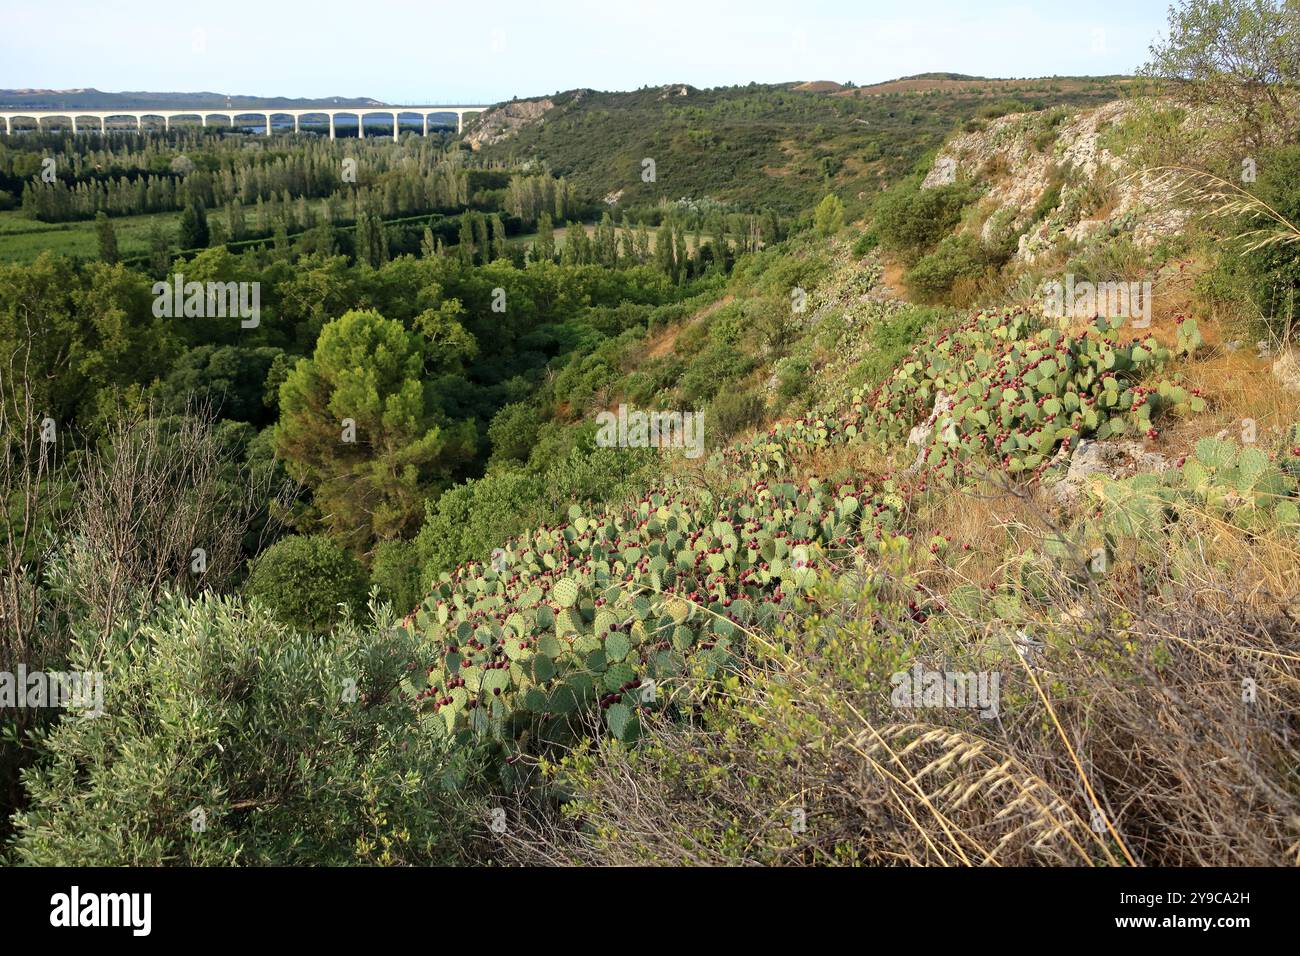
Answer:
[7,595,481,865]
[677,343,755,406]
[904,233,988,302]
[487,402,543,466]
[775,357,811,405]
[709,388,767,440]
[874,181,976,264]
[1029,168,1065,224]
[976,98,1031,120]
[415,470,545,583]
[813,194,846,236]
[851,304,944,390]
[371,538,423,615]
[245,534,369,633]
[1238,143,1300,335]
[852,230,880,257]
[415,446,654,584]
[707,304,747,347]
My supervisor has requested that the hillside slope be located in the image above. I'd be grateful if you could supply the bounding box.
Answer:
[464,80,1129,214]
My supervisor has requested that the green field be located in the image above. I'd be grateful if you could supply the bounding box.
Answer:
[0,208,181,261]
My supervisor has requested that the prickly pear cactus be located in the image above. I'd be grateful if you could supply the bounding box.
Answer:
[398,306,1224,768]
[401,476,914,758]
[719,309,1202,485]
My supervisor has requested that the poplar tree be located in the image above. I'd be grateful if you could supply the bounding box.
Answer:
[535,212,556,262]
[94,211,119,264]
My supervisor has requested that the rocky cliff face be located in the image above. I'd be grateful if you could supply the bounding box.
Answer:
[921,100,1191,265]
[464,98,554,150]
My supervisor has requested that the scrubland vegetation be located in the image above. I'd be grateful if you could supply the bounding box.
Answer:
[1,0,1298,867]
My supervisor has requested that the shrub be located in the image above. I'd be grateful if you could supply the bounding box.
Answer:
[851,304,943,390]
[7,595,482,865]
[1029,167,1066,224]
[245,534,369,633]
[371,538,423,615]
[775,357,811,405]
[415,470,546,584]
[414,446,654,585]
[874,181,976,264]
[904,233,989,302]
[852,230,880,257]
[976,98,1031,120]
[709,388,767,440]
[677,343,755,405]
[813,194,846,236]
[487,401,543,466]
[1237,143,1300,335]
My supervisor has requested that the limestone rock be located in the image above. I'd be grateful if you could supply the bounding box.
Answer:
[1273,347,1300,391]
[1051,439,1170,506]
[464,98,554,150]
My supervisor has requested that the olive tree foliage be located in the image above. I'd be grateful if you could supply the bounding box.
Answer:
[8,594,485,865]
[1,327,285,838]
[1143,0,1300,146]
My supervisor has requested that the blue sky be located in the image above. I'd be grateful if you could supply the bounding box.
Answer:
[2,0,1173,104]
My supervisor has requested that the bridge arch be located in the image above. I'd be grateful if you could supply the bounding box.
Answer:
[0,105,492,138]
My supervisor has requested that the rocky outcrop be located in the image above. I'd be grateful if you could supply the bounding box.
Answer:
[906,392,956,473]
[1050,439,1171,506]
[1272,347,1300,391]
[463,98,554,150]
[920,101,1192,265]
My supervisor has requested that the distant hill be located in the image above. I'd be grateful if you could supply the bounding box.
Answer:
[0,89,387,109]
[840,74,1134,96]
[791,81,846,93]
[466,77,1131,216]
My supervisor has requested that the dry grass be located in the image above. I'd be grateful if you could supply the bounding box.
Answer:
[495,484,1300,867]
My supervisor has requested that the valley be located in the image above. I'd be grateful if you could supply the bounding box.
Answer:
[0,0,1297,881]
